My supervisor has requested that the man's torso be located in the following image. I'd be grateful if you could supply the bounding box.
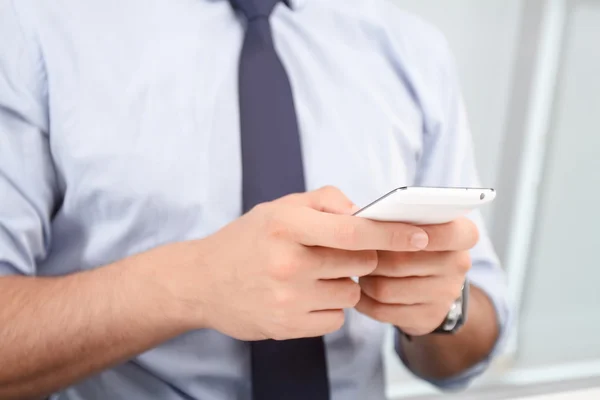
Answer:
[13,0,450,398]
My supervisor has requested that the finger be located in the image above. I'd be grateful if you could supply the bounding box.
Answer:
[355,292,401,324]
[283,208,429,252]
[311,278,362,310]
[370,251,465,277]
[307,247,378,279]
[359,276,462,305]
[421,217,479,252]
[355,295,447,336]
[279,186,357,215]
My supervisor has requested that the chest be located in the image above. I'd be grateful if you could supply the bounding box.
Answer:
[42,1,425,241]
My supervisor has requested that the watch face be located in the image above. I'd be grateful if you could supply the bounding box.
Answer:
[441,301,461,331]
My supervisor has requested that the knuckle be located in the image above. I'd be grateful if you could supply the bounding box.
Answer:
[320,185,343,197]
[398,250,413,262]
[269,253,300,281]
[333,223,359,248]
[372,279,391,302]
[469,220,481,245]
[379,252,410,276]
[392,251,413,267]
[461,218,480,248]
[364,250,379,271]
[358,250,379,275]
[264,209,292,240]
[454,251,472,274]
[310,186,351,213]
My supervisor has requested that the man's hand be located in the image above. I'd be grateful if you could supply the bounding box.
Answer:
[174,186,432,342]
[355,217,479,336]
[0,187,495,399]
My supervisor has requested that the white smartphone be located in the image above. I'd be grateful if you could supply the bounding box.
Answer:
[353,186,496,225]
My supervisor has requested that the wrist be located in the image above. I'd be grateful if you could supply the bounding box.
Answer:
[135,241,209,332]
[397,285,500,380]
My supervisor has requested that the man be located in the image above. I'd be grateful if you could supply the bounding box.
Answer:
[0,0,510,399]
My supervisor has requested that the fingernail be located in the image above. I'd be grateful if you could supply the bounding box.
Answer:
[410,232,429,249]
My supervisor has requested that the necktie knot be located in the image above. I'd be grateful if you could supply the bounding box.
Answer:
[230,0,281,20]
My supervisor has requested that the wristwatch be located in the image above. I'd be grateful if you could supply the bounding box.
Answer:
[432,279,469,334]
[400,279,469,341]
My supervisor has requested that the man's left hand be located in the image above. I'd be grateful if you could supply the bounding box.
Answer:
[355,217,479,336]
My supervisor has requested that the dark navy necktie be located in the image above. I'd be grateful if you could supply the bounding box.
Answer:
[229,0,330,399]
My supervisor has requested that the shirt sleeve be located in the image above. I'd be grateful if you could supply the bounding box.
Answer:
[0,0,59,277]
[389,14,512,391]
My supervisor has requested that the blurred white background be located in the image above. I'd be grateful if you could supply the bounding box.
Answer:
[383,0,600,398]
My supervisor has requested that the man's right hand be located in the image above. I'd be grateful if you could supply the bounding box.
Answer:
[174,186,430,341]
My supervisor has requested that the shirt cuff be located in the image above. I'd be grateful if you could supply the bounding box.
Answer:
[395,267,512,391]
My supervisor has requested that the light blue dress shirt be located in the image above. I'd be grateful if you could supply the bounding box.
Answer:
[0,0,510,399]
